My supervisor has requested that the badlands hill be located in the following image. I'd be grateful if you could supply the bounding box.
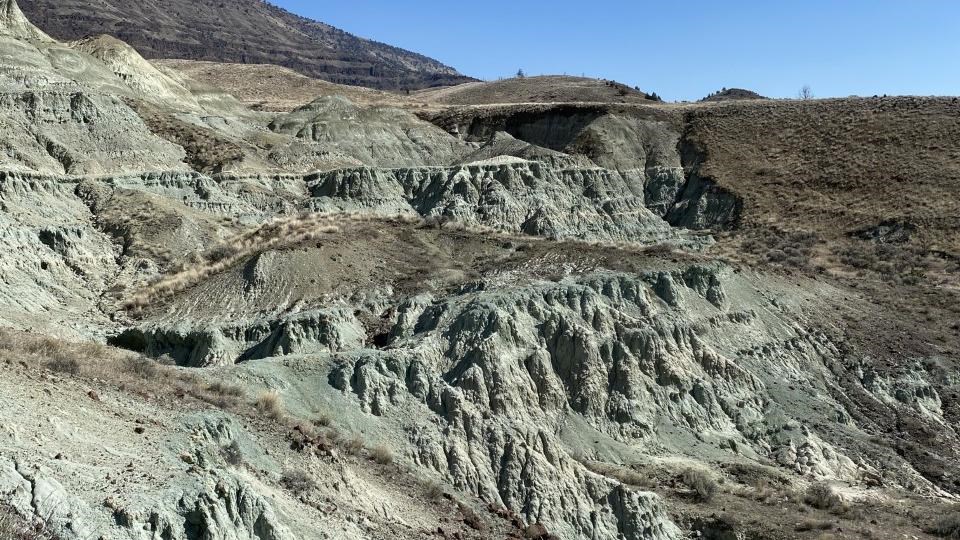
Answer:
[0,1,959,539]
[18,0,474,90]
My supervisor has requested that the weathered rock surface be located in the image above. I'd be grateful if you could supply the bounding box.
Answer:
[307,162,695,245]
[269,96,471,168]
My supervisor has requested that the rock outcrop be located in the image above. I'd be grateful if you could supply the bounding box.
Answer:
[307,161,695,245]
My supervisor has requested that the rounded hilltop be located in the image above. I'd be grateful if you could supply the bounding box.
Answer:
[699,87,767,102]
[415,75,664,105]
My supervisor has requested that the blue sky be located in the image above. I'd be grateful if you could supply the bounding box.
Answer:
[273,1,959,101]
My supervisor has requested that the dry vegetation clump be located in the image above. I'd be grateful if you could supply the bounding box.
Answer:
[369,444,393,465]
[838,241,929,284]
[280,469,317,495]
[345,433,365,456]
[680,468,718,502]
[579,460,655,488]
[739,227,819,270]
[804,482,845,513]
[424,480,445,501]
[205,381,245,397]
[925,510,960,538]
[311,410,333,427]
[0,505,56,540]
[255,390,284,420]
[795,519,834,532]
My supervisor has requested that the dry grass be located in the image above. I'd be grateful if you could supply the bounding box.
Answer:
[926,510,960,538]
[0,505,56,540]
[369,444,393,465]
[345,434,365,456]
[255,390,284,420]
[0,328,244,412]
[280,469,316,495]
[579,460,655,489]
[804,482,845,513]
[687,97,960,279]
[205,381,245,397]
[312,410,333,428]
[122,211,390,313]
[680,468,718,502]
[158,60,410,112]
[424,480,445,501]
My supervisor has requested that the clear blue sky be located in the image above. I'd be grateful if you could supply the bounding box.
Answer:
[273,1,959,101]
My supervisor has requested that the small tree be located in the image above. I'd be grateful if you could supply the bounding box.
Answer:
[516,68,526,79]
[799,85,814,100]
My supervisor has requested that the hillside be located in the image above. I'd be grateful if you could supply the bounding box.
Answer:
[156,59,410,111]
[1,1,959,538]
[700,87,767,102]
[416,75,662,105]
[18,0,474,90]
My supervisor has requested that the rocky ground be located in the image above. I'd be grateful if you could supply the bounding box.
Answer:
[0,0,958,538]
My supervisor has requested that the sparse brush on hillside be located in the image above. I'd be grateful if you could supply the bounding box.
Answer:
[926,510,960,538]
[580,460,655,489]
[0,505,55,540]
[680,468,718,502]
[0,328,246,411]
[804,482,845,513]
[255,390,284,420]
[122,212,353,313]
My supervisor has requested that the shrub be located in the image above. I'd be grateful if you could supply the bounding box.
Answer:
[681,468,718,502]
[926,511,960,538]
[46,356,80,376]
[795,519,833,532]
[220,440,243,466]
[280,469,316,495]
[0,504,55,540]
[424,481,445,500]
[206,381,244,397]
[345,434,365,455]
[255,390,284,419]
[312,411,333,427]
[369,444,393,465]
[123,357,159,379]
[804,482,844,512]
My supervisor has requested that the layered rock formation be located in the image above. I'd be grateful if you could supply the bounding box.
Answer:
[0,1,957,539]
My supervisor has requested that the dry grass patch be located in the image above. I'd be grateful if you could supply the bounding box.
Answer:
[122,212,433,314]
[345,434,365,456]
[255,390,284,420]
[926,510,960,538]
[804,482,846,514]
[369,444,393,465]
[280,469,317,495]
[580,460,655,489]
[680,467,718,502]
[0,328,248,414]
[311,410,333,427]
[205,381,245,397]
[0,504,56,540]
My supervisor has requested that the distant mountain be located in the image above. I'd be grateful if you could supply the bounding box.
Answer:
[18,0,475,91]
